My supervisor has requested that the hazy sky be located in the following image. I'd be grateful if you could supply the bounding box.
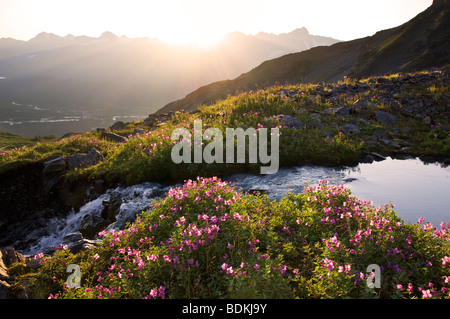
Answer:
[0,0,434,45]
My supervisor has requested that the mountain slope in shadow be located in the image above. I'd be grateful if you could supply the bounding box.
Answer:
[157,0,449,114]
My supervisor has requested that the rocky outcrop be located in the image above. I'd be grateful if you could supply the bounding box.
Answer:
[374,110,398,127]
[100,131,128,143]
[277,115,303,129]
[67,148,104,170]
[0,248,26,299]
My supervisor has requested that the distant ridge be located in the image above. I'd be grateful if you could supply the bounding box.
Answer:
[156,0,449,114]
[0,27,339,119]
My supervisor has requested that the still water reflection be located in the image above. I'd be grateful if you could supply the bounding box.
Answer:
[225,157,450,227]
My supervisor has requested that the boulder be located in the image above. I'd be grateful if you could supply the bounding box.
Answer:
[248,185,270,195]
[374,110,398,126]
[110,121,128,131]
[133,128,146,135]
[277,115,303,129]
[350,99,369,113]
[0,281,9,299]
[101,131,128,143]
[142,117,157,126]
[101,191,122,221]
[62,232,97,254]
[323,106,349,116]
[1,248,25,267]
[342,124,360,136]
[79,214,109,239]
[43,156,67,174]
[67,148,104,170]
[0,247,26,296]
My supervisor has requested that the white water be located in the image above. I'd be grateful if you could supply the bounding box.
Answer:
[21,157,450,255]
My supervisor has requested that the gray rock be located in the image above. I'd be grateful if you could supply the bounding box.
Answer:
[361,155,375,163]
[277,115,303,129]
[374,110,398,126]
[62,232,83,244]
[110,121,128,131]
[323,106,349,116]
[248,185,270,195]
[79,214,109,239]
[371,152,386,161]
[43,156,67,174]
[101,191,122,221]
[423,116,432,125]
[143,117,157,126]
[62,232,96,254]
[67,148,104,170]
[133,128,146,135]
[350,99,369,113]
[296,108,308,115]
[342,124,360,136]
[101,131,128,143]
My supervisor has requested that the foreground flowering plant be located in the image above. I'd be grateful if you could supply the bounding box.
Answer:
[31,177,450,299]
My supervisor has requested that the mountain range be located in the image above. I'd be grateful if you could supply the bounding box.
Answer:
[0,28,338,116]
[157,0,450,114]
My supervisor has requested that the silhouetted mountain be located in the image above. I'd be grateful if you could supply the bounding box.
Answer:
[0,28,339,117]
[157,0,449,114]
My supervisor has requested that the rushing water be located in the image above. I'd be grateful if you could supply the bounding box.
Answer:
[21,157,450,255]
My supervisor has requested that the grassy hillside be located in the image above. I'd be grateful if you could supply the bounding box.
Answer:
[1,70,448,187]
[0,130,57,150]
[2,70,450,300]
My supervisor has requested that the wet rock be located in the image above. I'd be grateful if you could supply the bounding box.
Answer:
[79,214,109,239]
[361,155,375,163]
[62,232,97,254]
[101,191,122,221]
[67,148,104,170]
[374,110,398,126]
[350,99,369,113]
[370,152,386,161]
[248,185,270,195]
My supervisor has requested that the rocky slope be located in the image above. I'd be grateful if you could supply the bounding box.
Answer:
[156,0,449,114]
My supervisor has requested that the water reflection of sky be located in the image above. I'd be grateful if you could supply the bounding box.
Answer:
[225,157,450,227]
[342,157,450,228]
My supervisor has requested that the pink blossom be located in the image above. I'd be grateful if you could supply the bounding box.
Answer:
[422,289,432,299]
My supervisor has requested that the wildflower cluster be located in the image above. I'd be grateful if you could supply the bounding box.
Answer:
[28,177,449,299]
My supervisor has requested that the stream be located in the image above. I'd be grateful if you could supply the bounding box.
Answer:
[20,157,450,256]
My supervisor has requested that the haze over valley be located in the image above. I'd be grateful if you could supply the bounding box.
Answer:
[0,28,338,137]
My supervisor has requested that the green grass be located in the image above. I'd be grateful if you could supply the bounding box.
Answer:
[1,71,449,186]
[0,130,58,150]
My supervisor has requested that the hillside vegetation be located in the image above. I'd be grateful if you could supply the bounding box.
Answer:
[157,0,449,114]
[1,70,450,299]
[1,70,448,186]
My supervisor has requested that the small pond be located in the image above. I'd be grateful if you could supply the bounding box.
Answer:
[226,157,450,228]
